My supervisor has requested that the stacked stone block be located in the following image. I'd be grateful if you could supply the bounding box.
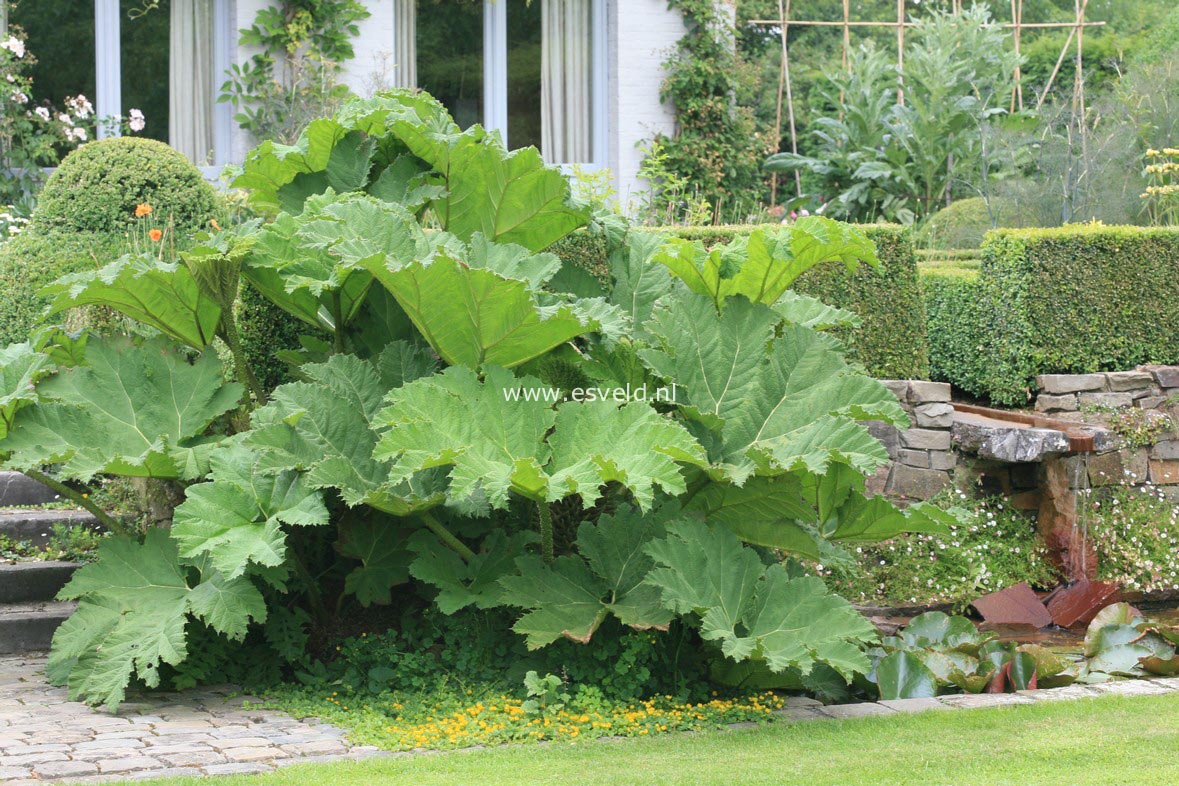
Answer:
[1032,365,1179,493]
[868,381,956,499]
[1034,366,1179,414]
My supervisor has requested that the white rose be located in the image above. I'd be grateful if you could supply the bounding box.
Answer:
[1,37,26,58]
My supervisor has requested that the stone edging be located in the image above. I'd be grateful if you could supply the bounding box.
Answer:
[758,676,1177,724]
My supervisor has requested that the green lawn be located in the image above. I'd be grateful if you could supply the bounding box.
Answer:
[122,693,1179,786]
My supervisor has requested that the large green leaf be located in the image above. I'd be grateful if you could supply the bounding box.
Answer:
[652,219,877,311]
[375,365,704,510]
[245,345,443,516]
[47,529,265,710]
[1,336,242,481]
[361,251,608,369]
[243,192,385,332]
[877,651,938,700]
[608,231,674,331]
[546,398,706,509]
[409,529,533,614]
[772,290,861,330]
[640,292,779,431]
[236,90,587,250]
[0,342,55,440]
[822,494,955,543]
[686,476,821,558]
[171,445,329,580]
[336,516,413,607]
[234,119,377,214]
[41,255,223,349]
[499,507,674,648]
[375,365,555,507]
[641,291,905,482]
[645,519,876,678]
[391,121,588,250]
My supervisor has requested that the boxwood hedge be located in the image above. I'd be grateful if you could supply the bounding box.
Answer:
[924,224,1179,405]
[0,230,129,346]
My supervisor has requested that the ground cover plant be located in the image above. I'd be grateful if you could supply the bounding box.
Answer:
[0,89,957,715]
[0,521,106,563]
[1087,484,1179,594]
[816,493,1058,610]
[814,482,1179,609]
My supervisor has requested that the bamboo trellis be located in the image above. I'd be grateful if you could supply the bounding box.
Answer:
[751,1,1106,201]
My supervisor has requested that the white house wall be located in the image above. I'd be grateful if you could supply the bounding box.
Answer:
[609,0,683,208]
[230,1,686,211]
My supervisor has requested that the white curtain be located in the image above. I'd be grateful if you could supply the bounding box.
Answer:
[169,0,215,163]
[393,0,417,89]
[541,0,592,164]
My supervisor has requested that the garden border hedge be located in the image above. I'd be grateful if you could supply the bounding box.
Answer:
[925,224,1179,405]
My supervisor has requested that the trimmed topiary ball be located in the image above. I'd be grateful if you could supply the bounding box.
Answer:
[32,137,220,235]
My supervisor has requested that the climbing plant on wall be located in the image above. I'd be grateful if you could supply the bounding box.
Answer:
[219,0,370,144]
[651,0,770,218]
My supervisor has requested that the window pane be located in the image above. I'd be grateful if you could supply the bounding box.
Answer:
[10,0,96,110]
[120,0,169,144]
[416,0,483,129]
[506,0,541,151]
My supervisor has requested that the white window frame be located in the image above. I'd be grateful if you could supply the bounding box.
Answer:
[413,0,607,166]
[91,0,234,167]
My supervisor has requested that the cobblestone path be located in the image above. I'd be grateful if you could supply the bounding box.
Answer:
[0,656,386,783]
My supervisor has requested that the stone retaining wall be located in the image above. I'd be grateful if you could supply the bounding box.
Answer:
[1034,365,1179,414]
[1031,364,1179,496]
[868,381,956,499]
[870,367,1179,504]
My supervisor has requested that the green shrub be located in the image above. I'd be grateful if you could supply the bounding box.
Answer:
[235,283,312,392]
[923,268,985,394]
[556,223,930,379]
[0,230,128,345]
[926,225,1179,405]
[915,197,1039,251]
[32,137,219,235]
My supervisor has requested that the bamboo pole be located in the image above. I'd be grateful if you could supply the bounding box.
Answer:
[841,0,850,70]
[896,0,906,106]
[747,20,1104,29]
[1010,0,1024,112]
[1074,0,1088,165]
[1036,0,1090,111]
[770,0,785,206]
[780,0,800,198]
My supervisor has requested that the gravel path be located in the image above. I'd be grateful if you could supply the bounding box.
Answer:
[0,656,388,783]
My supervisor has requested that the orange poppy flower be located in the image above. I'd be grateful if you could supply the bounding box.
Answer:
[135,203,153,218]
[149,228,163,242]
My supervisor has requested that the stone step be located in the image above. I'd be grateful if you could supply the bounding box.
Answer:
[0,601,76,654]
[0,509,101,546]
[0,471,59,507]
[0,561,80,605]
